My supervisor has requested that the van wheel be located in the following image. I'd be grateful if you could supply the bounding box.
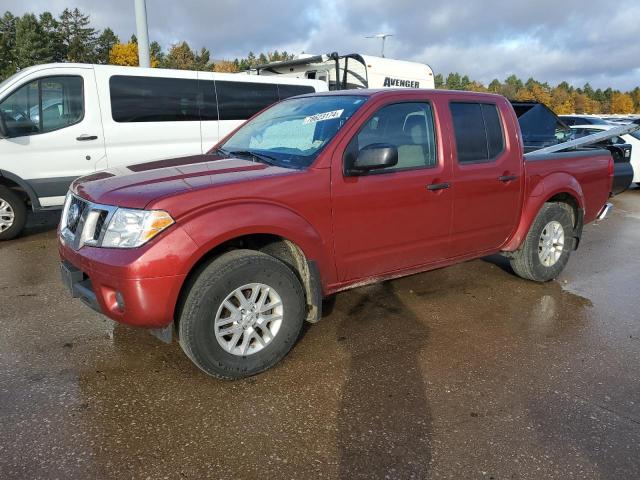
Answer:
[0,186,27,241]
[509,203,574,282]
[178,249,305,379]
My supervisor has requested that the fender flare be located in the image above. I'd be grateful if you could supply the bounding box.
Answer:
[0,169,40,210]
[180,200,337,288]
[503,173,585,252]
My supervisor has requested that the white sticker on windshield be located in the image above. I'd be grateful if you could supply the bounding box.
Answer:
[303,109,344,125]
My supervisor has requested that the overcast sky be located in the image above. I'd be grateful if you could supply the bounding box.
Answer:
[3,0,640,90]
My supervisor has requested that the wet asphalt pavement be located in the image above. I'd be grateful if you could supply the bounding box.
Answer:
[1,188,639,480]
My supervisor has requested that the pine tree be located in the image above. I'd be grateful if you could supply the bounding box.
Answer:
[95,27,119,64]
[39,12,64,62]
[487,79,501,93]
[150,41,165,67]
[58,8,97,62]
[445,72,462,90]
[194,47,210,70]
[14,14,52,69]
[165,41,196,70]
[0,12,17,78]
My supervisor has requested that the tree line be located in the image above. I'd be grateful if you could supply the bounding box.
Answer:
[435,73,640,115]
[1,8,639,114]
[0,8,294,76]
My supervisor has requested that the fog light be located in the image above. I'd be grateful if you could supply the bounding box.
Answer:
[115,291,125,312]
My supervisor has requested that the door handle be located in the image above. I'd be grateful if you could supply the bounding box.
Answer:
[426,182,450,191]
[76,134,98,141]
[498,175,518,183]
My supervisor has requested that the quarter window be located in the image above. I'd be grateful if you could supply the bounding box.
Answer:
[450,102,504,163]
[0,76,83,137]
[110,75,200,122]
[353,102,437,172]
[216,81,279,120]
[277,84,315,100]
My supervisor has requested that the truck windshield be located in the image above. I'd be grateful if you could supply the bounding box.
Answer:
[219,95,367,168]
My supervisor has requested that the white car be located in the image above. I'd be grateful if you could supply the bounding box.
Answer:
[0,63,327,239]
[570,124,640,185]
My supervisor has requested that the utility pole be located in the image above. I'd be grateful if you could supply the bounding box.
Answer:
[365,33,393,57]
[134,0,151,67]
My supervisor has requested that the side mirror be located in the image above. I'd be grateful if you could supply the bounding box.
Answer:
[350,143,398,174]
[0,111,7,139]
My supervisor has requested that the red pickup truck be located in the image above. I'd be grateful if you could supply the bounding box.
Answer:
[59,89,614,378]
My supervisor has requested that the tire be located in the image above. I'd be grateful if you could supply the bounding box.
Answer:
[178,249,306,379]
[0,185,27,241]
[509,202,574,282]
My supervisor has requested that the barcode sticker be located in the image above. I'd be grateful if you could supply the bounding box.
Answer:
[303,109,344,125]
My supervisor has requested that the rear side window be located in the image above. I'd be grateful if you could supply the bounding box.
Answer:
[216,81,279,120]
[277,84,315,100]
[110,75,200,122]
[450,102,504,163]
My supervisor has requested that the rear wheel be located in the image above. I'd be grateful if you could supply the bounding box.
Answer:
[178,249,305,379]
[0,186,27,241]
[509,203,574,282]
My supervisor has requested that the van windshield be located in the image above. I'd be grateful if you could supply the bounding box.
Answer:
[218,95,367,168]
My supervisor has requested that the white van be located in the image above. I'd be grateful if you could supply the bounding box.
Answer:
[0,63,326,239]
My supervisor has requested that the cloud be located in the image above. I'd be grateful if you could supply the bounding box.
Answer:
[1,0,639,90]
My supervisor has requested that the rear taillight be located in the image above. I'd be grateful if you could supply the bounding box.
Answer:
[608,157,614,177]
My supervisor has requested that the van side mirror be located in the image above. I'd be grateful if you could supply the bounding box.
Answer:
[350,143,398,174]
[0,111,8,139]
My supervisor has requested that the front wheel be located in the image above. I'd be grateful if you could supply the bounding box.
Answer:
[178,249,306,379]
[509,202,574,282]
[0,186,27,241]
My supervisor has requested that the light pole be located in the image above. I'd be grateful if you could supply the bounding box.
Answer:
[365,33,393,57]
[134,0,151,67]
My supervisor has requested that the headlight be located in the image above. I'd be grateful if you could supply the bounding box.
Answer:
[101,208,174,248]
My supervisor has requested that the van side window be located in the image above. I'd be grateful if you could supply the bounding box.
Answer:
[450,102,504,163]
[216,81,279,120]
[110,76,200,122]
[0,76,83,137]
[277,84,315,100]
[353,102,437,172]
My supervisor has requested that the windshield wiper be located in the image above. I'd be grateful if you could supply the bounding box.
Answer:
[212,147,231,157]
[228,150,280,166]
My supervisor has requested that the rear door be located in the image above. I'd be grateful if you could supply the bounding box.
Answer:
[331,98,453,281]
[448,100,522,256]
[0,66,106,207]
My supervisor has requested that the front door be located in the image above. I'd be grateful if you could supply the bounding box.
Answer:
[0,67,106,207]
[331,100,453,282]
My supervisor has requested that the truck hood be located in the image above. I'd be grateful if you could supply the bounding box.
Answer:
[72,154,294,209]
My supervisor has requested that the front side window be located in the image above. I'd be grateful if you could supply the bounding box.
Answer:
[353,102,437,172]
[450,102,504,164]
[220,95,367,168]
[0,76,83,137]
[110,75,200,122]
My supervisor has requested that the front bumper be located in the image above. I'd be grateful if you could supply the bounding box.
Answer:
[58,224,198,329]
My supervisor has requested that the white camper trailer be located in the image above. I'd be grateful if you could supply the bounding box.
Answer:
[252,52,435,90]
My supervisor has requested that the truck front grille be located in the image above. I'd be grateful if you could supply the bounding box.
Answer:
[61,193,117,250]
[66,195,90,234]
